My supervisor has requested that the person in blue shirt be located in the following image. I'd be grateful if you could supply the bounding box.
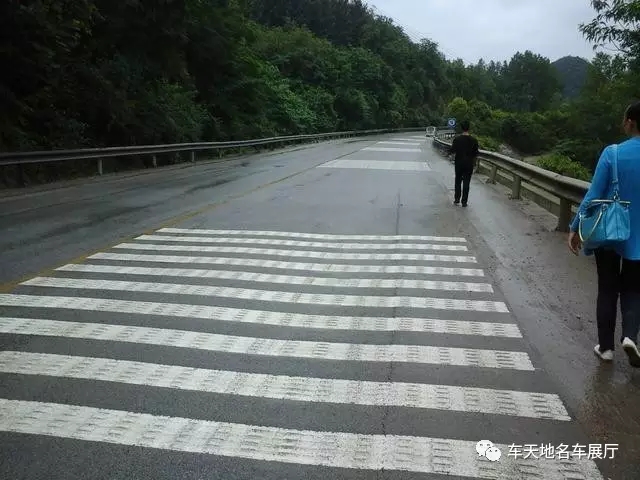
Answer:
[568,101,640,368]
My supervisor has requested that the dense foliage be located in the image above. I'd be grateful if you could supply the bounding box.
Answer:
[552,56,590,99]
[0,0,453,152]
[1,0,638,183]
[444,0,639,178]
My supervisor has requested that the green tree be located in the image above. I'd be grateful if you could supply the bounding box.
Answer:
[500,51,563,112]
[580,0,640,69]
[446,97,470,125]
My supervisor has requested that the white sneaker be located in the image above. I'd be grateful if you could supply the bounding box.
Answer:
[622,337,640,367]
[594,345,613,361]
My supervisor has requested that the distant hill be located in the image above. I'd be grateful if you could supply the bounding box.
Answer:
[552,56,590,98]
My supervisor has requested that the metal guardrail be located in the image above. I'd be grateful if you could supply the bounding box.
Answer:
[0,127,426,172]
[432,131,590,232]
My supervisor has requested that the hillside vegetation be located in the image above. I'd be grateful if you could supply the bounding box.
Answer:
[1,0,638,185]
[552,56,590,99]
[443,0,639,180]
[0,0,450,152]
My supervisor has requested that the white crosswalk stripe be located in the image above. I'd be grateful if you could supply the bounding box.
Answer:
[88,252,486,276]
[55,264,494,292]
[362,147,421,152]
[134,235,469,251]
[0,399,601,479]
[157,229,466,241]
[0,352,565,418]
[21,277,508,312]
[319,159,431,171]
[0,228,603,478]
[377,141,421,146]
[0,295,520,336]
[112,243,478,262]
[0,317,531,368]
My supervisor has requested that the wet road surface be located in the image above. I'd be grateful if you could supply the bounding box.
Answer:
[0,132,638,479]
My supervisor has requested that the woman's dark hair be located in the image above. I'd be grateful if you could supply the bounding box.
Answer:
[625,101,640,128]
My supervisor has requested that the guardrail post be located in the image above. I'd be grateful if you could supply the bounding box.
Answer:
[556,198,572,232]
[97,159,103,175]
[190,151,195,163]
[488,164,498,184]
[511,175,522,199]
[152,155,157,168]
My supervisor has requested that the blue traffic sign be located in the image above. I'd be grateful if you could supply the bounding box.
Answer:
[447,118,456,128]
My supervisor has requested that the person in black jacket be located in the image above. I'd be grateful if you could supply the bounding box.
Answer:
[448,120,479,207]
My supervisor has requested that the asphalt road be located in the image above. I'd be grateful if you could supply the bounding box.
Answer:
[1,132,639,479]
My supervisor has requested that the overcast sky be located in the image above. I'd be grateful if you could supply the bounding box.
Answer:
[365,0,599,64]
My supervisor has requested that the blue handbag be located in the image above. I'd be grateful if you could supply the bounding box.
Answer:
[578,144,631,249]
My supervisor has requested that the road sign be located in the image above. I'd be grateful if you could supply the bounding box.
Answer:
[447,118,456,128]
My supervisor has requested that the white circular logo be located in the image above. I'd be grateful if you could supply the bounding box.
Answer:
[476,440,493,457]
[485,446,502,462]
[476,440,501,462]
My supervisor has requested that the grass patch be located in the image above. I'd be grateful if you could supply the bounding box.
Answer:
[536,153,591,181]
[475,135,501,151]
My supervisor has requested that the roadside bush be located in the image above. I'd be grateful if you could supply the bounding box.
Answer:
[552,139,603,172]
[536,153,591,181]
[500,113,555,155]
[475,135,500,151]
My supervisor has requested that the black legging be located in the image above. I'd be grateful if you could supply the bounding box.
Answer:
[594,248,640,350]
[454,163,473,205]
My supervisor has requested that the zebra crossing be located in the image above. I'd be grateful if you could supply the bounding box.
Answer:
[319,136,430,171]
[0,228,604,478]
